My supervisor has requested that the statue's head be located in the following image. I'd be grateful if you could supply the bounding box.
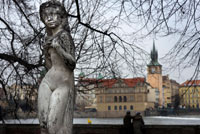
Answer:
[40,0,67,32]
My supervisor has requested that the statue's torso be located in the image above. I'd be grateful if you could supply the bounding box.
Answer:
[44,48,73,91]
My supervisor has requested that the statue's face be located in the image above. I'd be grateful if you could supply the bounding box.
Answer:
[42,7,62,29]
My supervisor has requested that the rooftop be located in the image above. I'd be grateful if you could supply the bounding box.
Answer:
[78,77,145,88]
[180,80,200,86]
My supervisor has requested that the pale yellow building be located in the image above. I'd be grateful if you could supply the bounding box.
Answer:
[95,78,154,117]
[179,80,200,108]
[8,84,37,101]
[170,80,180,107]
[162,75,172,107]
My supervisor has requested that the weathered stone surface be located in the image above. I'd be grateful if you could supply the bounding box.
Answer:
[38,1,75,134]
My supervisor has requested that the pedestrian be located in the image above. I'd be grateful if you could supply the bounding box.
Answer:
[132,112,145,134]
[123,111,133,134]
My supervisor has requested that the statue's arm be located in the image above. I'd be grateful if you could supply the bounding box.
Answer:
[52,33,76,70]
[43,41,52,70]
[56,45,76,69]
[45,54,52,70]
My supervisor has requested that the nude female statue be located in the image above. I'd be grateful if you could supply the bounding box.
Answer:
[38,1,75,134]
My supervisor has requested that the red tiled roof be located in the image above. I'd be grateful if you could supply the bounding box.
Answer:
[180,80,200,86]
[101,79,117,88]
[79,77,145,88]
[123,78,145,87]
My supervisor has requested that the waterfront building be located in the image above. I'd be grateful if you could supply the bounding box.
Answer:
[162,75,172,107]
[147,87,159,107]
[8,84,37,101]
[179,80,200,108]
[170,79,180,108]
[147,42,163,106]
[95,78,154,117]
[147,42,180,107]
[0,84,38,118]
[75,76,97,111]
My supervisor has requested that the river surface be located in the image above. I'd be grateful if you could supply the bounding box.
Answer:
[1,115,200,125]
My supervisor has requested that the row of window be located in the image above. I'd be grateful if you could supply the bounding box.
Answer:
[183,100,200,104]
[98,95,145,103]
[114,96,127,102]
[181,89,200,94]
[108,105,134,111]
[96,88,147,94]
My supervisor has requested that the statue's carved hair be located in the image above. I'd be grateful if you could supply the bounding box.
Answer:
[39,0,66,23]
[39,0,70,36]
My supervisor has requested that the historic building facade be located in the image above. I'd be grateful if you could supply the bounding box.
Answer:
[162,75,172,107]
[75,77,97,111]
[147,42,163,106]
[147,43,179,107]
[95,78,154,117]
[170,79,180,107]
[76,42,181,118]
[179,80,200,108]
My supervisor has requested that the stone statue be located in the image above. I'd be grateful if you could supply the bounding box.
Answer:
[38,0,76,134]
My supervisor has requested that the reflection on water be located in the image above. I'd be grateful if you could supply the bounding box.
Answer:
[1,116,200,125]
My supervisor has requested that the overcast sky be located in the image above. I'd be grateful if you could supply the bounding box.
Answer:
[143,36,195,84]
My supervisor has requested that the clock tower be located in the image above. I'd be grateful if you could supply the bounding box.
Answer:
[147,42,163,106]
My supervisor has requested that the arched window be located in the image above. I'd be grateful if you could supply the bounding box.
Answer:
[130,105,133,110]
[114,106,117,110]
[119,106,122,110]
[124,105,127,110]
[123,96,127,102]
[119,96,122,102]
[114,96,118,102]
[108,106,111,110]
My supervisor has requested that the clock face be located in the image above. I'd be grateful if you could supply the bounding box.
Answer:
[151,67,155,73]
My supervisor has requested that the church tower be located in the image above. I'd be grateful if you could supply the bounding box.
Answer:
[147,41,163,106]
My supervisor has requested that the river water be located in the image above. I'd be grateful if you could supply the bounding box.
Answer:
[1,115,200,125]
[73,116,200,125]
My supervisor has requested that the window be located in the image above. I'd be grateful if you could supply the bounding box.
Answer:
[119,106,122,110]
[124,105,127,110]
[114,106,117,110]
[114,96,117,102]
[108,106,111,110]
[130,105,133,110]
[119,96,122,102]
[124,96,127,102]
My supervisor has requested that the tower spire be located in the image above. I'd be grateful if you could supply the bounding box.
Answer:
[148,41,161,66]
